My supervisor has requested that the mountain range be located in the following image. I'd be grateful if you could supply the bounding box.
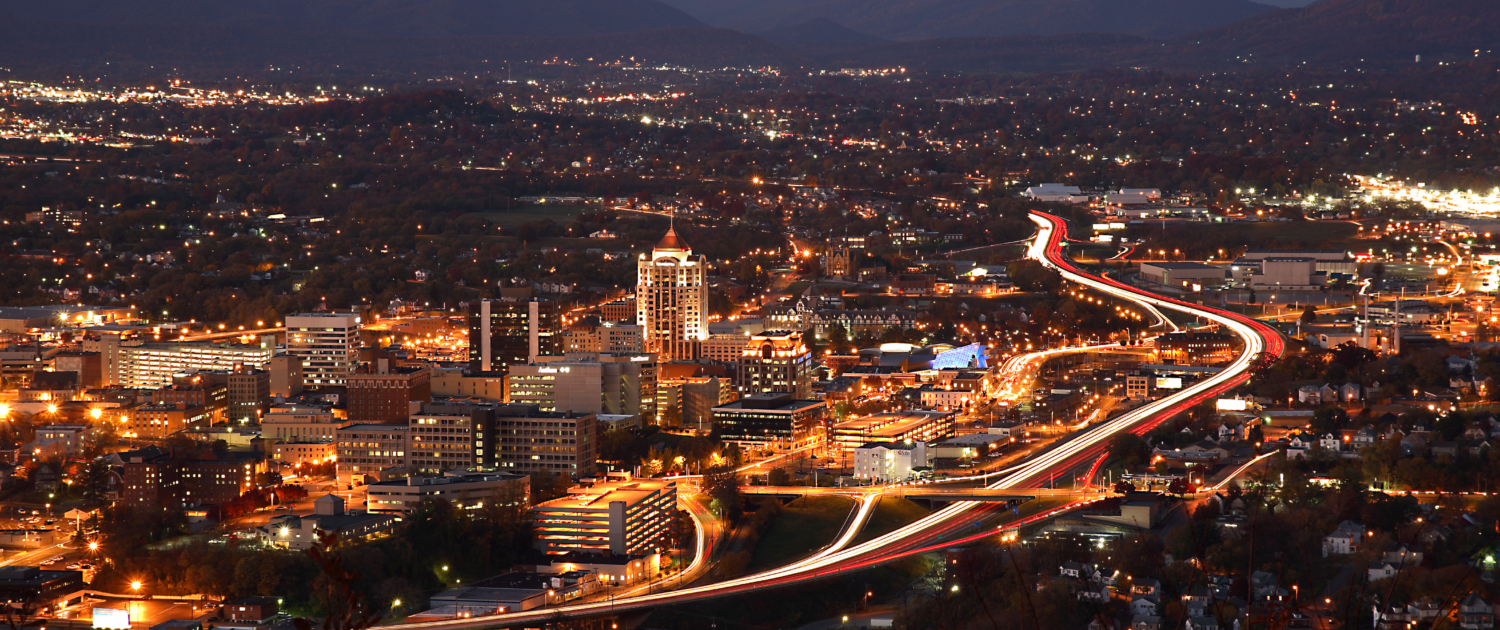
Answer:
[0,0,1491,77]
[661,0,1279,40]
[0,0,706,38]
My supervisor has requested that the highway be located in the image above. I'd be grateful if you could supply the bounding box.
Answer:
[372,212,1282,629]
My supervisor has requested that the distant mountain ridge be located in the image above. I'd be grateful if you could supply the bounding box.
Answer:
[819,0,1500,73]
[755,18,889,54]
[0,0,707,37]
[0,0,1491,78]
[662,0,1278,40]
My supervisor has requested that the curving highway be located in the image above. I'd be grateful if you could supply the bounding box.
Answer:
[374,212,1282,629]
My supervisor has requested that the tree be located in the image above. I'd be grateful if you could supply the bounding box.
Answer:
[1312,407,1350,435]
[295,532,381,630]
[659,404,683,429]
[1300,305,1317,325]
[701,466,744,524]
[1107,433,1151,470]
[767,467,792,486]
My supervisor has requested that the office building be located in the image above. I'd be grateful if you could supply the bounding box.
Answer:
[52,351,102,389]
[410,403,599,479]
[102,336,273,389]
[261,494,396,550]
[429,366,507,401]
[366,470,530,516]
[262,405,345,441]
[268,354,304,398]
[194,367,271,423]
[409,404,487,474]
[492,405,599,479]
[656,363,735,432]
[271,440,336,467]
[126,403,213,439]
[711,393,826,450]
[1154,331,1235,365]
[637,227,708,361]
[1138,262,1226,288]
[852,441,931,483]
[347,360,431,423]
[564,321,644,355]
[0,566,85,610]
[467,296,561,373]
[532,473,676,556]
[832,411,955,453]
[1249,257,1326,291]
[154,380,229,425]
[336,424,410,483]
[507,354,654,418]
[738,330,814,399]
[285,313,361,387]
[115,446,265,511]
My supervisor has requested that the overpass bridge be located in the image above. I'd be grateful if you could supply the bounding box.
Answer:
[737,485,1091,503]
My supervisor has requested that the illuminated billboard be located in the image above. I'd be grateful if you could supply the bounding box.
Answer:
[1215,398,1249,411]
[1155,377,1183,390]
[93,608,130,630]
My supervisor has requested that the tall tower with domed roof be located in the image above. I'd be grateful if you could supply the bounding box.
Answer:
[637,226,708,361]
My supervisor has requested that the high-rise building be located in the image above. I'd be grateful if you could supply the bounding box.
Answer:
[637,227,708,362]
[285,313,360,387]
[738,330,814,399]
[467,297,561,373]
[346,360,431,424]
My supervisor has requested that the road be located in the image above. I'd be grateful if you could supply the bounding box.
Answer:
[370,212,1282,628]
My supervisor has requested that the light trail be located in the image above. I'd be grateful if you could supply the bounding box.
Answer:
[375,212,1281,629]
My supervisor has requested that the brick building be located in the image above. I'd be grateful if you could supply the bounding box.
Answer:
[346,360,431,424]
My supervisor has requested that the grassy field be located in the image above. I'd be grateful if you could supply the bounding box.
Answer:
[472,204,594,226]
[746,496,855,573]
[852,497,930,545]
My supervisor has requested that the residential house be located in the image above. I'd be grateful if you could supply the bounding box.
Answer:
[1368,562,1399,581]
[1459,593,1495,629]
[1383,544,1424,566]
[1131,578,1162,598]
[1320,384,1339,404]
[1341,382,1363,402]
[1298,385,1322,404]
[1077,584,1110,603]
[1323,520,1365,557]
[1186,616,1220,630]
[1130,615,1162,630]
[1129,597,1160,617]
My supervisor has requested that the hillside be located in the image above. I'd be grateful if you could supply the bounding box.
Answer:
[823,0,1500,73]
[756,18,889,55]
[0,21,785,78]
[1171,0,1500,64]
[663,0,1277,40]
[0,0,706,37]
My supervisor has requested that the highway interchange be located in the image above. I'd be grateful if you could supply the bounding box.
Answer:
[374,211,1286,628]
